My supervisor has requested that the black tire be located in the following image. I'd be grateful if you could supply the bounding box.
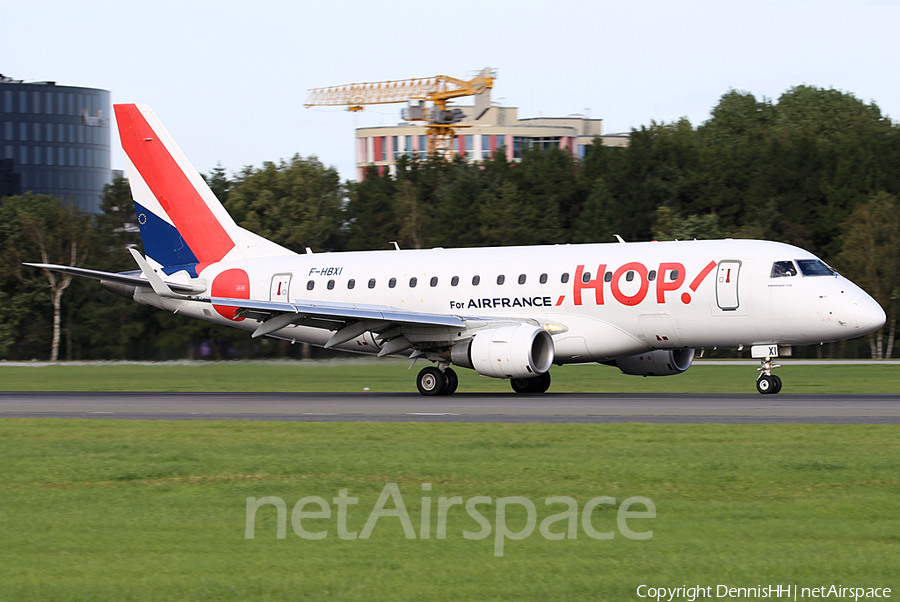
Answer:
[771,374,783,394]
[532,371,551,394]
[441,368,459,395]
[756,375,774,394]
[417,367,445,396]
[511,377,535,394]
[510,372,551,394]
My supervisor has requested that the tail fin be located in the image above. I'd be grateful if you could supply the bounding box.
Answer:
[114,103,293,274]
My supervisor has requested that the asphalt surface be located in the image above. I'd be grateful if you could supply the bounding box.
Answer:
[1,391,898,423]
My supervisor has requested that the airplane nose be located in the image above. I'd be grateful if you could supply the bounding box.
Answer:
[855,296,886,334]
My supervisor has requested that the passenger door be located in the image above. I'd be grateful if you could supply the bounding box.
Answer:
[716,260,741,311]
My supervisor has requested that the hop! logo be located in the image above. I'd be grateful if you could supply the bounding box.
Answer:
[556,260,718,307]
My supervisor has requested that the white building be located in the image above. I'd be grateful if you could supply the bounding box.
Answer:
[355,104,629,179]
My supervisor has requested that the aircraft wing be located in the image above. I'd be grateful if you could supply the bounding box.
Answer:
[210,296,523,356]
[214,297,465,328]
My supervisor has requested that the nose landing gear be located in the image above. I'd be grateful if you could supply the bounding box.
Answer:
[756,357,782,394]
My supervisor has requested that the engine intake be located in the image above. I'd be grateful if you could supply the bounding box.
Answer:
[613,349,695,376]
[451,325,555,379]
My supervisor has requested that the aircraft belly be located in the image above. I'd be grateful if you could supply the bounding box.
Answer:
[553,314,646,360]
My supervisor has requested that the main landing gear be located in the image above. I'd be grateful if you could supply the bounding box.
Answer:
[510,371,551,394]
[416,366,458,396]
[416,366,552,395]
[756,356,782,394]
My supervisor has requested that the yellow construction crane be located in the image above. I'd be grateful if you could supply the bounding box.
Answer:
[305,68,495,157]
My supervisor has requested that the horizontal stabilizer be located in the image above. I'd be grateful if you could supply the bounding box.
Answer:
[23,262,206,295]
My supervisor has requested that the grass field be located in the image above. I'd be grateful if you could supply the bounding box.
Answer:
[1,362,898,600]
[0,419,898,601]
[1,359,899,393]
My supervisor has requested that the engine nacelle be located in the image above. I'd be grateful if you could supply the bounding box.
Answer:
[451,325,555,379]
[613,349,695,376]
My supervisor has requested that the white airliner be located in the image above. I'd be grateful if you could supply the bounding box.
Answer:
[28,104,886,395]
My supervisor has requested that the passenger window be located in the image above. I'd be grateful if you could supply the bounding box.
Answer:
[409,277,417,288]
[451,276,459,286]
[389,278,397,288]
[604,272,612,283]
[307,280,315,291]
[648,270,656,282]
[497,275,505,285]
[771,261,798,278]
[626,271,634,282]
[347,279,355,289]
[430,277,438,287]
[561,273,569,284]
[518,274,526,285]
[327,280,335,290]
[669,270,679,282]
[368,278,376,289]
[472,275,480,286]
[582,272,591,283]
[540,273,548,284]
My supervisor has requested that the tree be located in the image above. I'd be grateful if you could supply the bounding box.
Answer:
[574,179,616,243]
[0,194,92,361]
[653,206,726,241]
[836,192,899,358]
[225,155,344,252]
[478,182,535,246]
[344,166,398,250]
[205,163,231,204]
[393,179,425,249]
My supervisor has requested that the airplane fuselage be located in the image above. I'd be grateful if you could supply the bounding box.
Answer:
[134,238,881,362]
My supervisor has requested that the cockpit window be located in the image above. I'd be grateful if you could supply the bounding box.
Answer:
[771,261,797,278]
[796,259,836,277]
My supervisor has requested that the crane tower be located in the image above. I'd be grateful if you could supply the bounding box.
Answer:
[305,68,495,158]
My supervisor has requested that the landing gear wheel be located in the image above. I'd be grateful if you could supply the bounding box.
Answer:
[511,377,534,394]
[417,367,445,396]
[441,368,459,396]
[756,375,777,394]
[510,372,551,394]
[756,355,782,395]
[532,371,551,394]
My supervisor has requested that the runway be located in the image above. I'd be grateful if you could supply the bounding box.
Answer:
[1,391,899,423]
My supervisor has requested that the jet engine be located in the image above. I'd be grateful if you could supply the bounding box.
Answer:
[612,349,695,376]
[450,325,555,379]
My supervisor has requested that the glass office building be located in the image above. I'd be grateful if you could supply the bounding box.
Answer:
[1,76,112,214]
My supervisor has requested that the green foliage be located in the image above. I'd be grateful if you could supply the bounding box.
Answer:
[0,194,93,360]
[225,155,344,252]
[836,192,900,358]
[654,206,726,241]
[344,165,398,251]
[575,179,616,243]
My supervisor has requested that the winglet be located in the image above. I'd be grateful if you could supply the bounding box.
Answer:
[128,248,193,299]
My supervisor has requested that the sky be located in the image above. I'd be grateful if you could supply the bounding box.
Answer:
[4,0,899,182]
